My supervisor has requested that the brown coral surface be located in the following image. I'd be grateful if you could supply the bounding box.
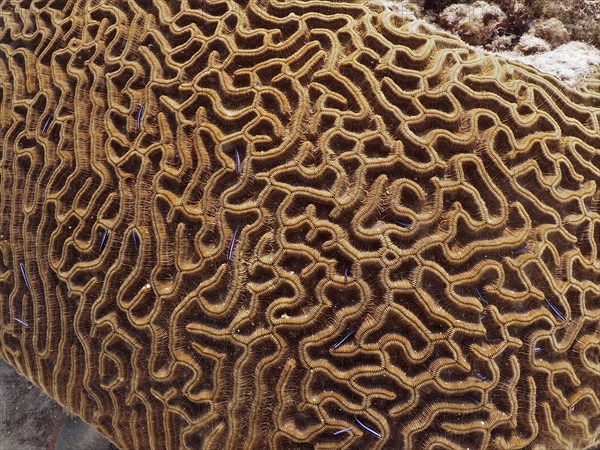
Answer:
[1,0,600,449]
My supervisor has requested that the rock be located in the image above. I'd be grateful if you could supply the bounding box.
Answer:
[515,33,552,54]
[487,33,515,51]
[439,1,508,46]
[528,18,570,48]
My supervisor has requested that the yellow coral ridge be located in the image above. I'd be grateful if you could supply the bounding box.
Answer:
[0,1,600,449]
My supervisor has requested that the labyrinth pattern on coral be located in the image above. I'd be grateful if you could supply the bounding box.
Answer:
[1,0,600,449]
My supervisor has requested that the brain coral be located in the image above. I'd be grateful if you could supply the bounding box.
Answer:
[1,1,600,449]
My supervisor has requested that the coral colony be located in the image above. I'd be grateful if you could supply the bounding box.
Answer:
[0,1,599,449]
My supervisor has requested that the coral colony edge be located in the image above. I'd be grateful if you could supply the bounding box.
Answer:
[1,0,600,449]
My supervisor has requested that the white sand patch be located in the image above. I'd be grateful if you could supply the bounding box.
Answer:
[499,41,600,87]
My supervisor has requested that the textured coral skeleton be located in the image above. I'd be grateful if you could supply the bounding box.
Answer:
[0,0,600,449]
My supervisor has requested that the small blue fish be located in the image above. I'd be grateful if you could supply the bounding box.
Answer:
[235,149,241,174]
[227,227,240,262]
[355,417,381,439]
[99,229,109,253]
[512,246,530,256]
[131,229,139,251]
[545,298,568,323]
[137,105,144,131]
[14,317,29,327]
[476,285,488,305]
[394,220,411,228]
[41,115,52,135]
[19,262,30,290]
[333,330,354,349]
